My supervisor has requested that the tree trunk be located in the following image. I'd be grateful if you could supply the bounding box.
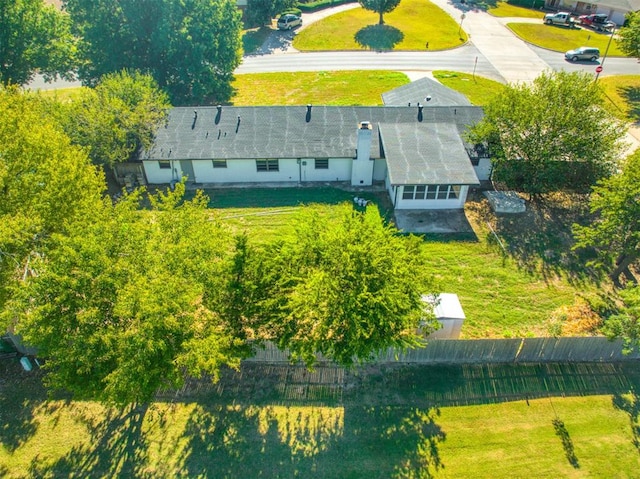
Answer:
[379,11,384,24]
[610,254,636,286]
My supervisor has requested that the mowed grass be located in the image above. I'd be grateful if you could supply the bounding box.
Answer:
[293,0,467,51]
[3,361,640,478]
[599,75,640,122]
[487,1,546,18]
[231,71,409,105]
[432,70,506,105]
[507,22,627,56]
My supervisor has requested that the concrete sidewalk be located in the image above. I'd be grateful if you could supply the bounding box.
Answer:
[428,0,550,83]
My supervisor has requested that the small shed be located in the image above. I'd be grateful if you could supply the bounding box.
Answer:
[422,293,466,339]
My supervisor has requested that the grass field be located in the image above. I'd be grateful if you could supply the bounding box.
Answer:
[487,1,545,18]
[432,70,506,105]
[231,71,409,105]
[599,75,640,122]
[507,22,627,56]
[293,0,467,51]
[2,361,639,478]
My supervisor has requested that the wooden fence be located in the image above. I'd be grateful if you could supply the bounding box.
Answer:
[245,337,640,364]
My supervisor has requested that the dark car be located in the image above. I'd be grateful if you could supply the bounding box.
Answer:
[277,14,302,30]
[579,14,615,31]
[565,46,600,62]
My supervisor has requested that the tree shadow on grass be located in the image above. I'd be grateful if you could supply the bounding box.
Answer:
[612,390,640,453]
[355,25,404,51]
[552,417,580,468]
[476,193,604,286]
[29,405,149,478]
[619,85,640,123]
[0,360,48,452]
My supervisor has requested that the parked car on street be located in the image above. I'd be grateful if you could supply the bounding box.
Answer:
[277,14,302,30]
[579,13,615,32]
[564,46,600,62]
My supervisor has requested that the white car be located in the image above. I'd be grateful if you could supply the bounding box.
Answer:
[277,14,302,31]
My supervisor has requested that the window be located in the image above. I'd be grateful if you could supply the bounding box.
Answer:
[402,185,415,199]
[426,185,437,199]
[415,185,426,200]
[315,158,329,169]
[437,186,449,199]
[448,185,461,199]
[158,160,171,169]
[256,159,279,172]
[212,159,227,168]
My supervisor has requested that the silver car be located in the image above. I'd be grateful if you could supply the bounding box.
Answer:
[565,47,600,62]
[277,14,302,30]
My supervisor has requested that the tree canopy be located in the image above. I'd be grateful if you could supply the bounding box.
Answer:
[359,0,402,25]
[467,71,627,196]
[0,87,104,322]
[573,149,640,283]
[0,0,76,86]
[602,285,640,354]
[245,0,298,28]
[51,70,170,167]
[251,204,438,367]
[64,0,243,104]
[618,12,640,59]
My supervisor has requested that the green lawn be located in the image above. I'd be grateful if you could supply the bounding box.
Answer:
[293,0,467,51]
[432,70,506,105]
[599,75,640,122]
[231,71,410,105]
[3,361,639,478]
[507,22,627,56]
[487,1,545,18]
[242,26,272,55]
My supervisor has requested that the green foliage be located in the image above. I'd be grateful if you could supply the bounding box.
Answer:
[467,71,627,195]
[0,0,76,86]
[602,286,640,354]
[618,12,640,59]
[245,0,298,27]
[297,0,354,12]
[3,185,245,404]
[64,0,243,105]
[0,87,104,323]
[254,204,438,366]
[53,70,170,166]
[358,0,402,24]
[573,149,640,281]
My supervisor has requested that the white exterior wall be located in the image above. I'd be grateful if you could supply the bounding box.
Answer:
[373,159,387,182]
[299,158,352,182]
[394,185,469,210]
[474,158,492,181]
[144,159,180,184]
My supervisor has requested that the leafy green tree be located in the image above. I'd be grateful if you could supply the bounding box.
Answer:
[253,204,439,367]
[0,0,76,86]
[245,0,298,28]
[467,71,626,196]
[3,184,246,404]
[573,149,640,283]
[618,12,640,59]
[0,87,105,323]
[64,0,243,104]
[359,0,402,25]
[52,70,170,167]
[602,286,640,354]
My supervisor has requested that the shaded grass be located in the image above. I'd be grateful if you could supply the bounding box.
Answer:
[3,361,640,478]
[599,74,640,123]
[432,70,506,105]
[242,26,273,55]
[507,22,627,56]
[293,0,467,51]
[487,1,545,18]
[231,71,409,105]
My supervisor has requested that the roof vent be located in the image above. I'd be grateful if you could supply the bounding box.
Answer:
[417,103,423,122]
[236,115,241,133]
[215,105,222,125]
[192,110,198,129]
[306,104,312,123]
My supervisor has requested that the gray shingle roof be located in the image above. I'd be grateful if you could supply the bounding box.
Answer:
[382,76,472,107]
[145,105,483,186]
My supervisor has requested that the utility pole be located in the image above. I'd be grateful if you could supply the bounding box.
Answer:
[595,28,615,83]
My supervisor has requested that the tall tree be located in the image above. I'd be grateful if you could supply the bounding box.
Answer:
[359,0,402,25]
[64,0,243,105]
[617,12,640,59]
[467,71,626,196]
[573,149,640,283]
[252,204,439,367]
[245,0,298,28]
[3,184,246,404]
[0,0,76,86]
[51,70,170,167]
[0,87,104,321]
[602,285,640,354]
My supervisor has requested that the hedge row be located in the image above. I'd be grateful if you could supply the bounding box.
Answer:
[297,0,357,13]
